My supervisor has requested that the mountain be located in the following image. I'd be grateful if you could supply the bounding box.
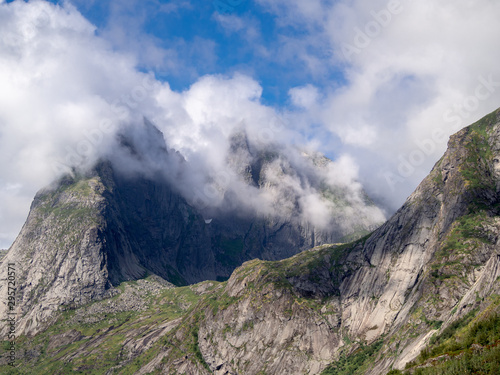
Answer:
[1,108,500,375]
[0,120,383,337]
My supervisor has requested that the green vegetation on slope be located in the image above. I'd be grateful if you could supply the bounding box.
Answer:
[430,210,494,284]
[389,296,500,375]
[321,339,384,375]
[36,175,103,228]
[0,278,217,375]
[237,235,369,298]
[460,110,498,191]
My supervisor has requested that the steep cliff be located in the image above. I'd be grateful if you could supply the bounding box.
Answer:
[2,108,500,375]
[0,120,382,337]
[130,107,500,374]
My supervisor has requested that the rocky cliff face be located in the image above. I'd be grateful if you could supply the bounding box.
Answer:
[2,109,500,375]
[0,120,382,337]
[133,108,500,375]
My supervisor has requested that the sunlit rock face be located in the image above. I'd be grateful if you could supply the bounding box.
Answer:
[1,109,500,375]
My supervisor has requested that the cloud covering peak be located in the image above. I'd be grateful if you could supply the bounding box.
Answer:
[0,0,385,248]
[1,0,500,248]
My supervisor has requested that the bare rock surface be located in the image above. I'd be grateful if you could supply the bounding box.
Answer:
[1,109,500,374]
[0,121,382,337]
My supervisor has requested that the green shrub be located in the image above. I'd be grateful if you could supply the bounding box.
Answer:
[386,370,403,375]
[405,310,500,374]
[322,340,383,375]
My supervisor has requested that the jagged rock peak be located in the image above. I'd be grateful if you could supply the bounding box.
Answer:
[2,108,500,374]
[0,119,384,336]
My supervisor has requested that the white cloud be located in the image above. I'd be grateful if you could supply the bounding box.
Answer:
[149,74,386,229]
[289,84,320,109]
[0,0,385,248]
[212,13,262,54]
[0,0,158,248]
[214,13,246,33]
[256,0,500,209]
[5,0,499,248]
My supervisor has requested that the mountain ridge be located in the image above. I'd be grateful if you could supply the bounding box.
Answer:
[0,121,383,337]
[1,108,500,374]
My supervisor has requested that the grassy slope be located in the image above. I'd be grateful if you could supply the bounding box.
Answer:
[2,109,500,374]
[0,277,220,374]
[387,296,500,375]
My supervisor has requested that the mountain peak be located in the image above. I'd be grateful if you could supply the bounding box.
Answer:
[4,110,500,373]
[0,120,384,336]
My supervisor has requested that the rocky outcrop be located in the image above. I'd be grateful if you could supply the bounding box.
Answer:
[2,108,500,374]
[0,120,382,337]
[198,253,345,375]
[150,107,500,374]
[0,173,113,335]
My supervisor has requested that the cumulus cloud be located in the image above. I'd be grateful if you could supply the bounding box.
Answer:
[0,0,385,248]
[145,75,385,230]
[289,84,320,109]
[0,0,145,247]
[256,0,500,209]
[4,0,499,248]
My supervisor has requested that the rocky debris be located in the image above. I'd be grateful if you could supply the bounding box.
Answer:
[192,281,219,295]
[414,354,451,371]
[65,275,173,326]
[471,343,485,352]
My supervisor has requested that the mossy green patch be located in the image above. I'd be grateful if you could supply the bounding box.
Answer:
[0,278,211,375]
[431,210,494,282]
[400,297,500,374]
[460,109,498,191]
[321,339,384,375]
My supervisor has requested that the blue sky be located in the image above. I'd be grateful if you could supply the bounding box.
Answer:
[1,0,500,248]
[33,0,344,107]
